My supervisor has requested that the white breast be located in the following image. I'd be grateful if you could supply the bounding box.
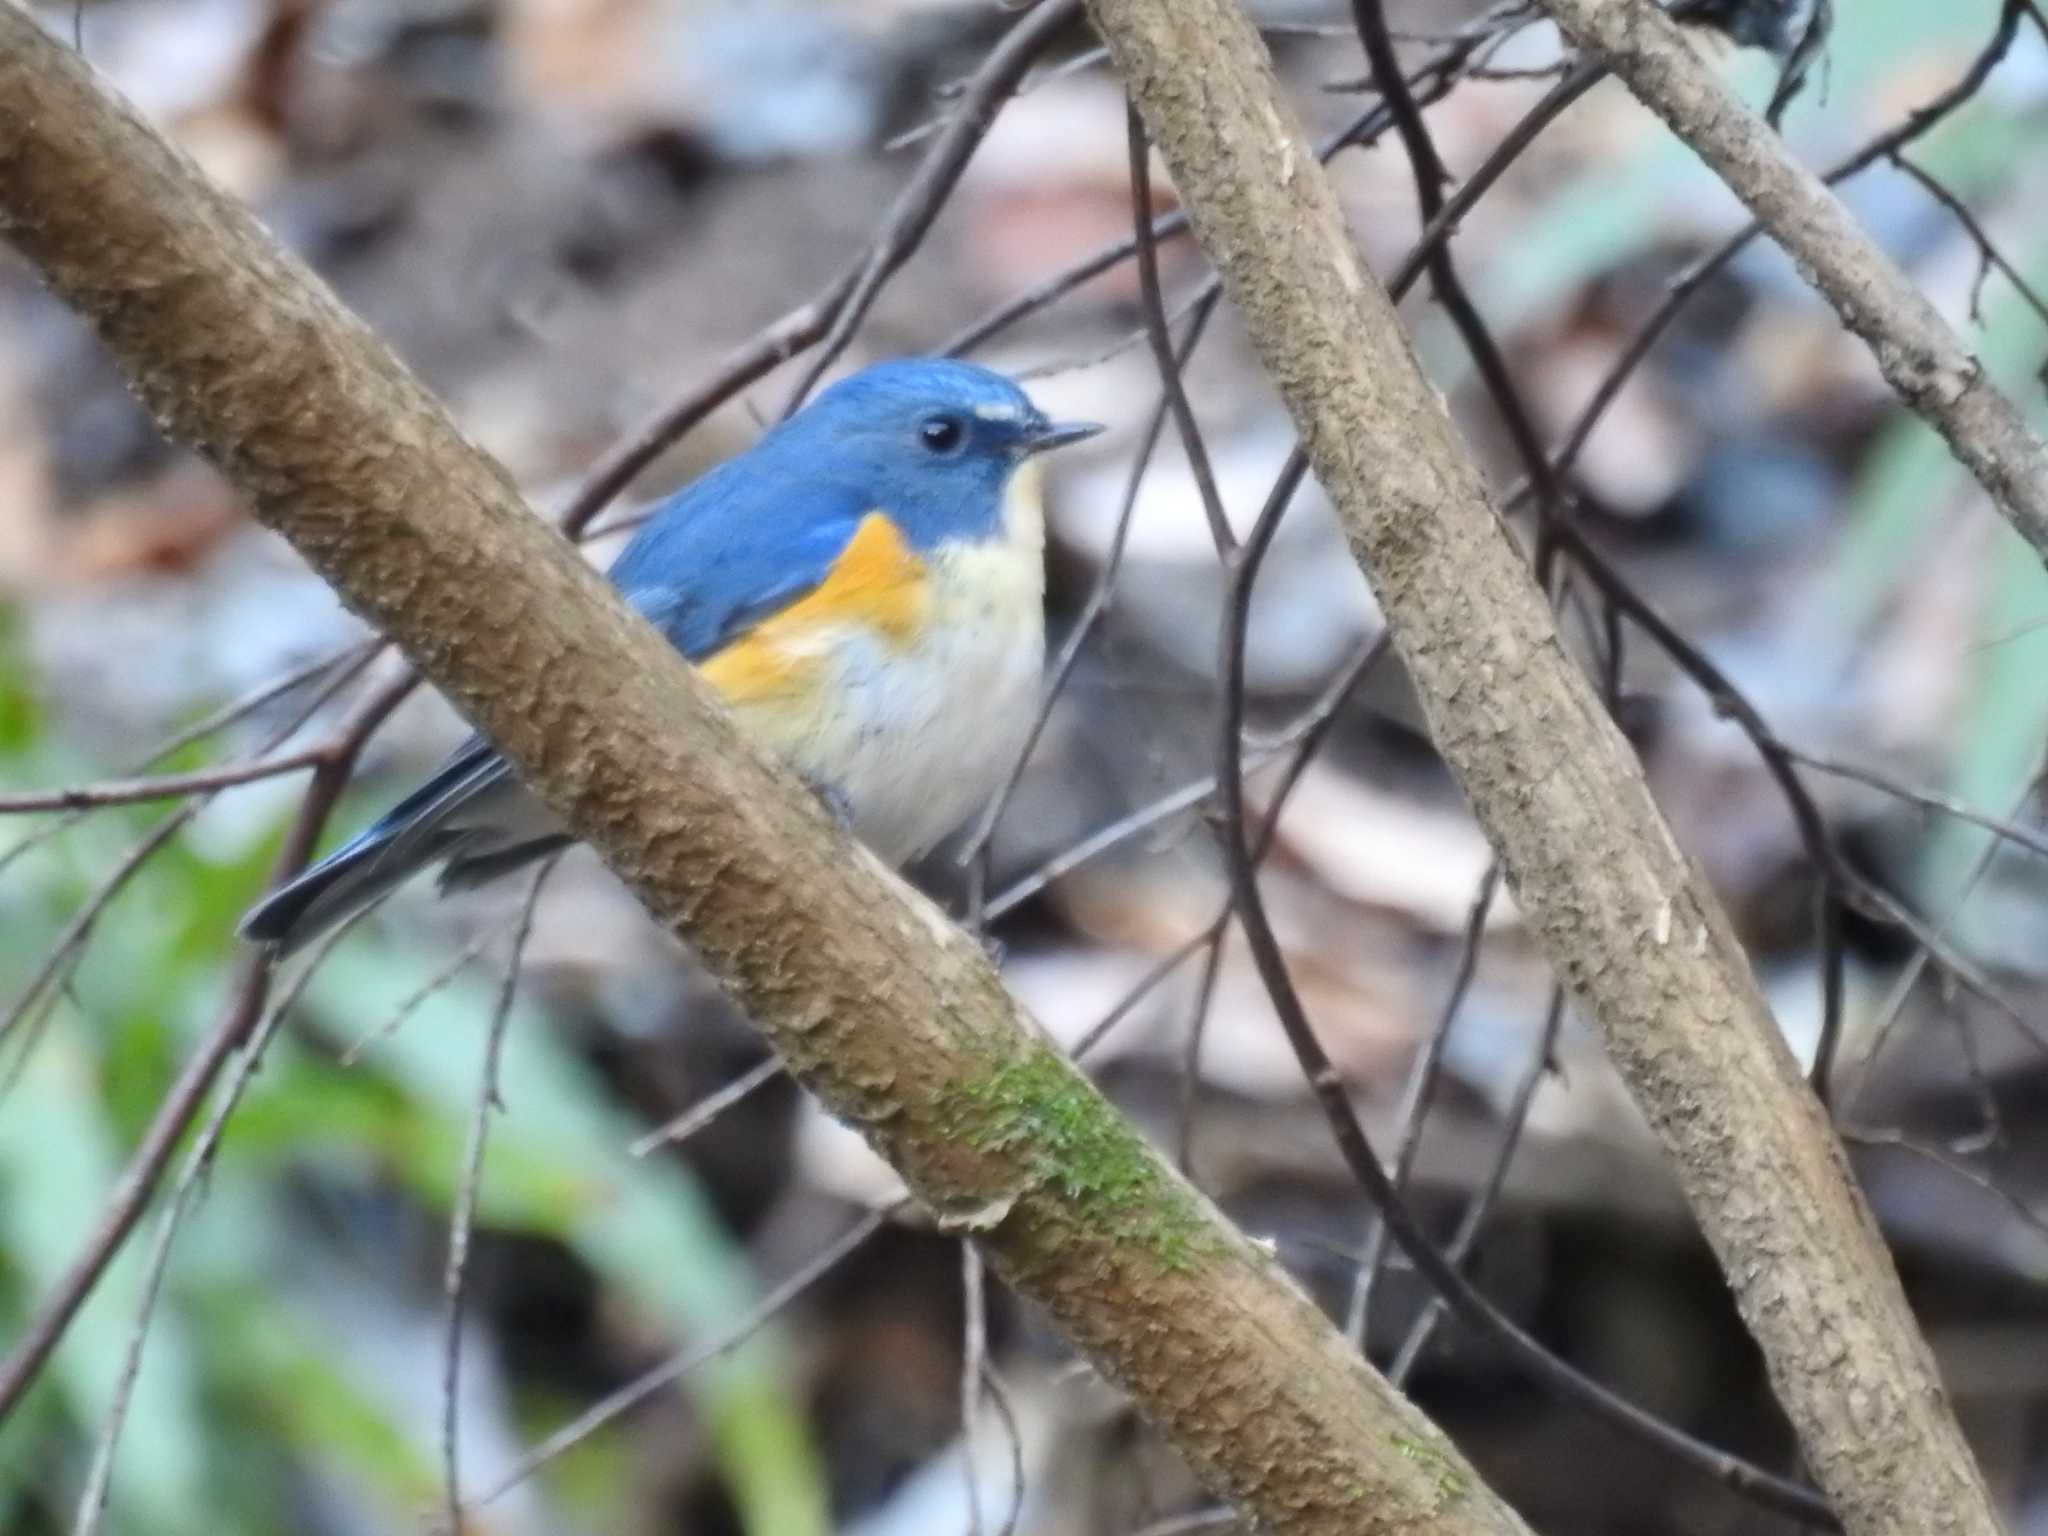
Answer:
[771,462,1048,864]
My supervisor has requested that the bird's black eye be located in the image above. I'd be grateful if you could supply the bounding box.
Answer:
[919,414,965,454]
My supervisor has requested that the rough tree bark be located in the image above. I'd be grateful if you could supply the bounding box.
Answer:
[1082,2,2003,1536]
[1537,0,2048,561]
[0,11,1526,1536]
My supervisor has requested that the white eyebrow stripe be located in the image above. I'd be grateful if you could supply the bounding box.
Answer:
[973,402,1021,421]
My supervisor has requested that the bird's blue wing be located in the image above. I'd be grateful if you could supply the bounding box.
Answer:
[348,454,875,850]
[320,735,505,868]
[605,449,875,661]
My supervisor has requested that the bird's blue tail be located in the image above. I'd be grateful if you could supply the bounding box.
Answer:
[239,826,456,957]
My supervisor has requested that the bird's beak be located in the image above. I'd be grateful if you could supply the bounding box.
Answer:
[1024,419,1106,455]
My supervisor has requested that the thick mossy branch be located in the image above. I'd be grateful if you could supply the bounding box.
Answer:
[0,15,1533,1535]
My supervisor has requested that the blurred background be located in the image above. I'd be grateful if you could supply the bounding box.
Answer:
[3,0,2048,1531]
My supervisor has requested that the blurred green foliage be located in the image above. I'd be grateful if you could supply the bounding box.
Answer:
[0,611,825,1535]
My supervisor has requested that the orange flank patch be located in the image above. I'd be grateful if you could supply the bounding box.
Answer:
[699,512,930,702]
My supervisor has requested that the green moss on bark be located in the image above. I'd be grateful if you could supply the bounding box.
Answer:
[1391,1434,1470,1508]
[944,1048,1212,1268]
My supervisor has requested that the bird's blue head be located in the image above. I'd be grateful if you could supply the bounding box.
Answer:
[772,360,1103,549]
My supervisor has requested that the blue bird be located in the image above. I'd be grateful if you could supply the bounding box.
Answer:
[240,359,1103,954]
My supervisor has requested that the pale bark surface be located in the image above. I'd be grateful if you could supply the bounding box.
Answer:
[1082,1,2003,1534]
[0,11,1530,1534]
[1538,0,2048,562]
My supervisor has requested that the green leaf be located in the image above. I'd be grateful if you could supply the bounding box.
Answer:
[0,1031,218,1534]
[303,945,829,1536]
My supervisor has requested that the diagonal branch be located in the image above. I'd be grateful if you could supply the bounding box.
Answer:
[0,17,1531,1535]
[1084,1,2002,1534]
[1536,0,2048,565]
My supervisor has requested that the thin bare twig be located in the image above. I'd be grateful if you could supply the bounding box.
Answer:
[941,31,1500,362]
[1842,1126,2048,1248]
[561,1,1079,541]
[629,1055,784,1157]
[981,1364,1027,1536]
[0,640,377,886]
[956,291,1225,872]
[1125,101,1233,558]
[984,773,1215,924]
[0,747,328,815]
[954,19,1539,386]
[1012,37,1580,395]
[440,857,554,1531]
[127,642,377,771]
[1389,986,1567,1386]
[1067,623,1391,1071]
[1172,930,1232,1175]
[888,44,1110,153]
[1943,1003,2004,1155]
[1889,155,2048,330]
[961,1242,990,1536]
[1344,862,1501,1346]
[0,810,189,1077]
[1843,759,2048,1113]
[467,1205,895,1510]
[778,0,1082,416]
[71,912,368,1536]
[1847,876,2048,1061]
[336,921,504,1067]
[1,643,384,1074]
[1789,746,2048,861]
